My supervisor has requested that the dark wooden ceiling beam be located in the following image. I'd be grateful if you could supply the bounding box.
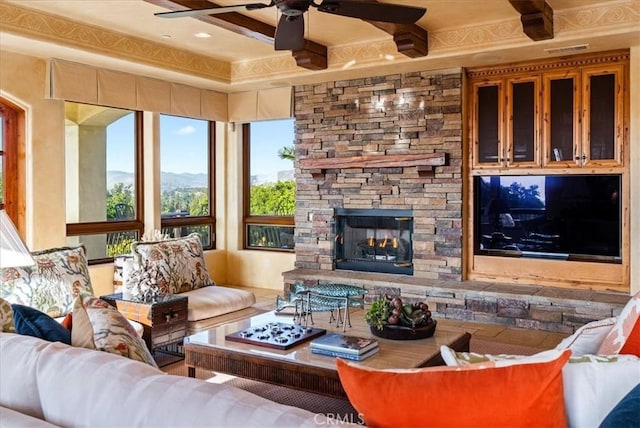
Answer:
[509,0,554,41]
[366,22,428,58]
[145,0,328,70]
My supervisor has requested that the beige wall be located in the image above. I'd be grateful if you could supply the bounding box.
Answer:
[0,51,65,250]
[0,48,635,295]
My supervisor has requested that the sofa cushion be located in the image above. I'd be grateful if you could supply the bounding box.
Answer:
[0,406,59,427]
[598,290,640,356]
[0,333,49,420]
[599,383,640,428]
[554,317,616,356]
[34,337,338,427]
[0,245,94,318]
[336,349,570,428]
[11,304,71,345]
[563,354,640,428]
[0,297,15,333]
[72,296,157,367]
[181,285,256,322]
[131,233,214,295]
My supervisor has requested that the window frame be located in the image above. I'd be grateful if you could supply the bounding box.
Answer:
[242,122,295,252]
[0,98,19,219]
[65,107,145,264]
[159,117,216,250]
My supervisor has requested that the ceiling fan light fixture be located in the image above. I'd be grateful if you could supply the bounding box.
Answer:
[155,0,427,51]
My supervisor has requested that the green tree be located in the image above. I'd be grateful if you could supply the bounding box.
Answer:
[503,183,544,208]
[161,187,209,215]
[250,180,295,215]
[188,190,209,216]
[106,183,134,220]
[277,146,295,161]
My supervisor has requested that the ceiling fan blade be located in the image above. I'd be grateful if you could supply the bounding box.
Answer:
[274,14,305,51]
[154,2,272,19]
[316,0,426,24]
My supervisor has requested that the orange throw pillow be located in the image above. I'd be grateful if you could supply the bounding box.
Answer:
[336,349,571,428]
[60,312,73,330]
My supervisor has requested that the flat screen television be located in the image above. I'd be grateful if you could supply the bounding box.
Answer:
[474,174,621,263]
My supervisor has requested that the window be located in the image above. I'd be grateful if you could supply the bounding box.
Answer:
[243,119,295,251]
[0,99,19,218]
[159,115,215,248]
[65,102,143,263]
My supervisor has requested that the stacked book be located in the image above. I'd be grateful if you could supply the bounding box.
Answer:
[310,333,379,361]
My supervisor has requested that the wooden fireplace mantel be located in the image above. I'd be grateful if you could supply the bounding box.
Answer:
[299,152,447,179]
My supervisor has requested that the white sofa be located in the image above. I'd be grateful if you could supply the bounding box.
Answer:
[0,333,352,428]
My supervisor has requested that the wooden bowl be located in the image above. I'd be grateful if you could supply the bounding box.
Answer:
[370,319,437,340]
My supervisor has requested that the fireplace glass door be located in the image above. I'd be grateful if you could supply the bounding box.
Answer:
[334,209,413,275]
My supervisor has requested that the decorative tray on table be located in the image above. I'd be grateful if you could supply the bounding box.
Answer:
[225,322,326,350]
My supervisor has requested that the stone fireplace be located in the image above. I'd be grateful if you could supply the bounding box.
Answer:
[334,208,413,275]
[292,70,463,281]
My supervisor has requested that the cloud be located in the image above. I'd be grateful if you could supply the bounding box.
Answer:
[175,125,196,135]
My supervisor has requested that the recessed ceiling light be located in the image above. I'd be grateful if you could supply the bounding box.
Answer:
[161,34,171,39]
[194,32,212,38]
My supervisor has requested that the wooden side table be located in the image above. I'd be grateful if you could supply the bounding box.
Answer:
[101,293,188,353]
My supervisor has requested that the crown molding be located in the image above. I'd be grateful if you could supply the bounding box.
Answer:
[1,1,637,87]
[0,2,230,83]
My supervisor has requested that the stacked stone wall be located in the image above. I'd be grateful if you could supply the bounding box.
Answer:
[293,70,463,280]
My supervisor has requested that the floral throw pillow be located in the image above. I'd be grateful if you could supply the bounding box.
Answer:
[0,246,94,318]
[131,233,214,295]
[72,296,157,367]
[0,297,15,333]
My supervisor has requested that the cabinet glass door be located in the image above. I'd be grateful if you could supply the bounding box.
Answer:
[544,72,579,166]
[583,65,623,166]
[508,78,539,166]
[473,82,503,168]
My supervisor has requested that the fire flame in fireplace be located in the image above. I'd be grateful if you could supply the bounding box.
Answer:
[367,235,399,249]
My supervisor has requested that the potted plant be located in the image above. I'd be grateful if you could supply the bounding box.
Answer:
[365,295,436,340]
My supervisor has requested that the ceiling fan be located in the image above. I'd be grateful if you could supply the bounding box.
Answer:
[155,1,427,51]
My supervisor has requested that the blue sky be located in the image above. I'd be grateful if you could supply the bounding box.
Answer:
[106,115,295,177]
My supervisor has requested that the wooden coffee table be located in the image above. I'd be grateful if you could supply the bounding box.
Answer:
[184,310,471,399]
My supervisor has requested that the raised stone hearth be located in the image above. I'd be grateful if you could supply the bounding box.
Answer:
[283,269,628,334]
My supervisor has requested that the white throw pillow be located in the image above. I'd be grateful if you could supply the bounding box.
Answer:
[554,317,616,356]
[563,354,640,428]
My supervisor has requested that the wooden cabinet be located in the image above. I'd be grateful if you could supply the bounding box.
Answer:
[101,293,188,352]
[470,52,627,170]
[472,76,540,169]
[581,63,625,167]
[466,50,630,292]
[543,63,624,167]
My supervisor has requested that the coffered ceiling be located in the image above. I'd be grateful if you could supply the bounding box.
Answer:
[1,0,638,92]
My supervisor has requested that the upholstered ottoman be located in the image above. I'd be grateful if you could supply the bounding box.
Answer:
[180,285,258,334]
